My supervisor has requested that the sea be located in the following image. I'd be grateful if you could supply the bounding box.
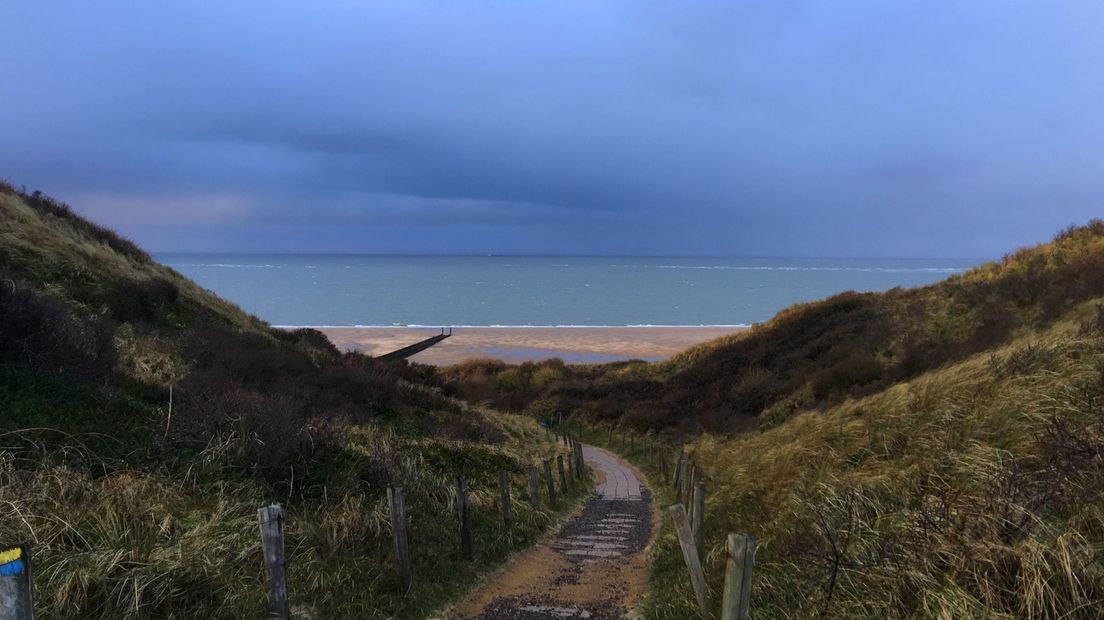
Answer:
[158,255,981,328]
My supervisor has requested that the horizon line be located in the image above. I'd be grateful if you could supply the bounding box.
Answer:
[152,251,991,262]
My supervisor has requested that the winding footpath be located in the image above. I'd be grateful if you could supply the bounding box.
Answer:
[450,446,655,619]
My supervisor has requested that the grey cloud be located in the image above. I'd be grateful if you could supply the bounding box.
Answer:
[1,0,1102,257]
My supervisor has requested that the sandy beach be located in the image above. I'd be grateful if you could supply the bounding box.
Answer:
[317,326,747,366]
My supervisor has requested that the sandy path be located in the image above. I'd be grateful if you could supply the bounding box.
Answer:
[448,446,655,619]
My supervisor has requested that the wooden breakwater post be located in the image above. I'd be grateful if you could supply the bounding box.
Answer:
[456,476,474,560]
[669,504,709,615]
[498,470,513,529]
[557,455,568,492]
[0,543,33,620]
[543,459,557,505]
[721,533,756,620]
[387,487,412,591]
[258,504,289,619]
[528,465,540,506]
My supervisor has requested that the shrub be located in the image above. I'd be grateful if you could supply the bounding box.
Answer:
[107,276,179,322]
[170,370,342,489]
[812,353,885,399]
[423,409,505,444]
[0,271,116,383]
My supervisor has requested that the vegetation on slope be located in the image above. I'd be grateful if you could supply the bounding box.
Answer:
[443,221,1104,435]
[440,222,1104,618]
[614,302,1104,618]
[0,181,588,618]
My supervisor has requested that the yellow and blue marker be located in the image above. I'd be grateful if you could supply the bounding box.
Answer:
[0,546,24,576]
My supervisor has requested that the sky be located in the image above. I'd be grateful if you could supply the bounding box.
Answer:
[1,1,1101,258]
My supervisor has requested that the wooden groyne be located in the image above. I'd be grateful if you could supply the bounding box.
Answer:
[377,328,452,360]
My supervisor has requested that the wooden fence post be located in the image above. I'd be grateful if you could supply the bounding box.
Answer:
[686,465,697,519]
[684,462,696,506]
[721,533,756,620]
[257,504,289,619]
[543,459,557,505]
[668,504,709,615]
[692,480,706,554]
[528,465,540,506]
[456,476,474,560]
[387,487,412,591]
[0,543,33,620]
[498,470,513,529]
[557,455,568,492]
[673,451,686,491]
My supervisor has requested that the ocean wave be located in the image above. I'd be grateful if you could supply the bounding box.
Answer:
[652,265,964,273]
[165,263,283,268]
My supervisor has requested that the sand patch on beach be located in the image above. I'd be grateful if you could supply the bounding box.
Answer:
[317,326,746,365]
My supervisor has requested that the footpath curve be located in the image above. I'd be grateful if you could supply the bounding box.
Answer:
[450,445,655,619]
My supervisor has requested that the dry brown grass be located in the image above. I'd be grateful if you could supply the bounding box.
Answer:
[636,303,1104,618]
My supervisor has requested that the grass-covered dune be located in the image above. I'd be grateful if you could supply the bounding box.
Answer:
[605,303,1104,618]
[444,221,1104,434]
[443,223,1104,618]
[0,181,588,618]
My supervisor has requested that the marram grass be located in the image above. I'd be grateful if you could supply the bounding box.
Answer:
[605,310,1104,619]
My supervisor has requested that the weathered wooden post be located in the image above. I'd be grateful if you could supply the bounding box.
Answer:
[543,459,557,504]
[673,451,686,491]
[557,455,568,492]
[257,504,289,619]
[721,533,756,620]
[528,465,540,506]
[607,427,613,446]
[387,487,412,591]
[682,462,691,504]
[686,465,697,520]
[684,462,696,506]
[0,543,33,620]
[692,480,706,553]
[498,470,513,529]
[456,476,474,560]
[668,504,709,615]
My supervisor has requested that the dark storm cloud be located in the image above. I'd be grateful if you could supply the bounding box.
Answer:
[1,1,1102,256]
